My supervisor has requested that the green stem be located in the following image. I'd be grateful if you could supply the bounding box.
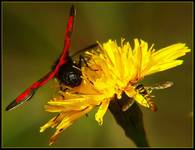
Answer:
[109,93,150,147]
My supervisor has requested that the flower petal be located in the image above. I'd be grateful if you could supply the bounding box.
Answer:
[40,113,67,133]
[95,99,110,125]
[143,43,190,76]
[49,106,93,145]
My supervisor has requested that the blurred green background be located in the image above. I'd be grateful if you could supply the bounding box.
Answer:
[2,2,193,148]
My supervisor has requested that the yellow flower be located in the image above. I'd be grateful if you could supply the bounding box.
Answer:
[40,38,190,145]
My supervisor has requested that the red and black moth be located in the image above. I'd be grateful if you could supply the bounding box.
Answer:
[5,5,98,111]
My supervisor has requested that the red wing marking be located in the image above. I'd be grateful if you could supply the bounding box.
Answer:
[5,6,76,111]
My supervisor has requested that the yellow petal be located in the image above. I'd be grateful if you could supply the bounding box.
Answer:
[95,99,110,125]
[49,106,93,145]
[40,113,66,133]
[143,43,190,76]
[152,43,190,60]
[44,104,88,112]
[145,60,183,75]
[133,39,142,79]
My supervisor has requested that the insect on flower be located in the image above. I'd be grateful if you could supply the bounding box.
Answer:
[5,5,98,111]
[6,5,191,146]
[122,81,174,112]
[39,35,190,145]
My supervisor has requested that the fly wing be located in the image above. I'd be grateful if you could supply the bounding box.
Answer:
[145,81,174,90]
[5,5,76,111]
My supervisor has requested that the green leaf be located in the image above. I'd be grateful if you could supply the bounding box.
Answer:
[109,93,149,147]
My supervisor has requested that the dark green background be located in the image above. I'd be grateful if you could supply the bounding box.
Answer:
[2,2,193,148]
